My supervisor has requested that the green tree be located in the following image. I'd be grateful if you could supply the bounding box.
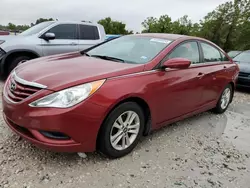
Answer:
[141,16,161,33]
[141,14,195,35]
[199,0,250,51]
[141,0,250,51]
[35,18,54,25]
[7,23,16,30]
[98,17,133,34]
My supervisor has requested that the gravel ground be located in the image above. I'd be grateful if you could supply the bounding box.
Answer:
[0,83,250,188]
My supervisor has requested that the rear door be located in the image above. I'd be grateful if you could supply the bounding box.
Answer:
[197,41,230,106]
[41,24,79,56]
[78,24,102,51]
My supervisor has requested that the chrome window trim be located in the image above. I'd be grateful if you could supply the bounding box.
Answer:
[190,61,222,67]
[108,70,159,80]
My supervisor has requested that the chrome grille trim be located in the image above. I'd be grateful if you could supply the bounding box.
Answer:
[3,89,18,104]
[12,71,47,89]
[3,71,47,104]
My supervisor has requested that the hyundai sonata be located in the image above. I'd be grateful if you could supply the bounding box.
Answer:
[2,34,239,158]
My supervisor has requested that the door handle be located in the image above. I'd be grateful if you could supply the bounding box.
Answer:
[197,72,205,79]
[71,42,78,46]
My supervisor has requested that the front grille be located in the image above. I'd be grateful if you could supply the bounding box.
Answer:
[239,72,250,77]
[237,78,250,85]
[6,78,42,102]
[5,72,46,103]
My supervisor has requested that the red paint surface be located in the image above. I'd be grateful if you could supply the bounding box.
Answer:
[2,34,239,152]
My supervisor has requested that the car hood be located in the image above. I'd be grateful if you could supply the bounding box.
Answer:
[0,35,24,41]
[15,52,144,91]
[236,61,250,73]
[0,35,32,49]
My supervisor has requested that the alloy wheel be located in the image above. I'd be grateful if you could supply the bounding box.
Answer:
[220,88,231,109]
[110,111,140,151]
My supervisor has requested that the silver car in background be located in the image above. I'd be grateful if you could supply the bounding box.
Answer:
[0,21,106,76]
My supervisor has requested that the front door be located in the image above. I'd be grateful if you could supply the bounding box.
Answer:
[41,24,79,56]
[153,41,206,124]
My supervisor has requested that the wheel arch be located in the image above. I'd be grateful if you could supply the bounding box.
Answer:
[1,49,40,75]
[229,81,235,103]
[96,96,152,149]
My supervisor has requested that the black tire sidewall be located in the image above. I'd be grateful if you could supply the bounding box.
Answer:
[214,84,232,114]
[8,56,30,74]
[98,102,145,158]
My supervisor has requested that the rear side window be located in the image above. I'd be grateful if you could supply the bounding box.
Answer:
[168,41,200,64]
[200,42,221,62]
[79,25,100,40]
[47,24,77,40]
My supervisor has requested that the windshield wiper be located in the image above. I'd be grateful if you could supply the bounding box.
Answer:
[81,51,90,56]
[90,55,125,63]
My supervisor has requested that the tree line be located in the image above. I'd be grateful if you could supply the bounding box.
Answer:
[0,0,249,51]
[0,18,54,32]
[141,0,250,51]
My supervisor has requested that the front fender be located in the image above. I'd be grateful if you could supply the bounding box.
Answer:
[87,75,156,127]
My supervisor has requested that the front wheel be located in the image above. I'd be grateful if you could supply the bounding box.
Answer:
[98,102,145,158]
[7,56,31,75]
[213,84,232,114]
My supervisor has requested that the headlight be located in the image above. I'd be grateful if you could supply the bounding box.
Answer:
[29,79,106,108]
[0,40,5,45]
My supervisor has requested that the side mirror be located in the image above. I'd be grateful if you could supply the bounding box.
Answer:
[162,58,191,69]
[43,33,55,41]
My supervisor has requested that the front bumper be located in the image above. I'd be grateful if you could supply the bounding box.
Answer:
[2,93,107,153]
[237,76,250,88]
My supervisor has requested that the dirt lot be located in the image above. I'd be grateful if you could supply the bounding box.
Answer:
[0,83,250,188]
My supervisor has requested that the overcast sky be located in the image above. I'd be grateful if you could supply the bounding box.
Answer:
[0,0,229,32]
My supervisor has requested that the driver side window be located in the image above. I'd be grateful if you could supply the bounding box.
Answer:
[168,41,200,64]
[46,24,77,40]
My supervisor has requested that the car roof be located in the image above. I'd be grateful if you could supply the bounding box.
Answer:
[134,33,194,40]
[44,21,102,27]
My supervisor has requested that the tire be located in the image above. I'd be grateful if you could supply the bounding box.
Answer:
[7,56,31,75]
[98,102,145,158]
[213,84,232,114]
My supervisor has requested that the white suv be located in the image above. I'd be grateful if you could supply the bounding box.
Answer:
[0,21,106,76]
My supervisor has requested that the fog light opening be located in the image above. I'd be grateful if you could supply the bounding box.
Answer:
[40,131,70,140]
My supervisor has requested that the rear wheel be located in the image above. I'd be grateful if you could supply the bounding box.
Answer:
[7,56,31,75]
[213,84,232,114]
[98,102,145,158]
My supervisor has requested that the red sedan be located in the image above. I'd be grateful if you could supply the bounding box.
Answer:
[2,34,239,158]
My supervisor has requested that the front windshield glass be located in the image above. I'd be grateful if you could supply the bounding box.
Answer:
[20,22,55,36]
[233,51,250,62]
[87,36,173,64]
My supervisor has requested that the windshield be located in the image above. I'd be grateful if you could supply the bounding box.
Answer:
[233,51,250,62]
[87,36,172,64]
[228,51,241,58]
[20,22,55,36]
